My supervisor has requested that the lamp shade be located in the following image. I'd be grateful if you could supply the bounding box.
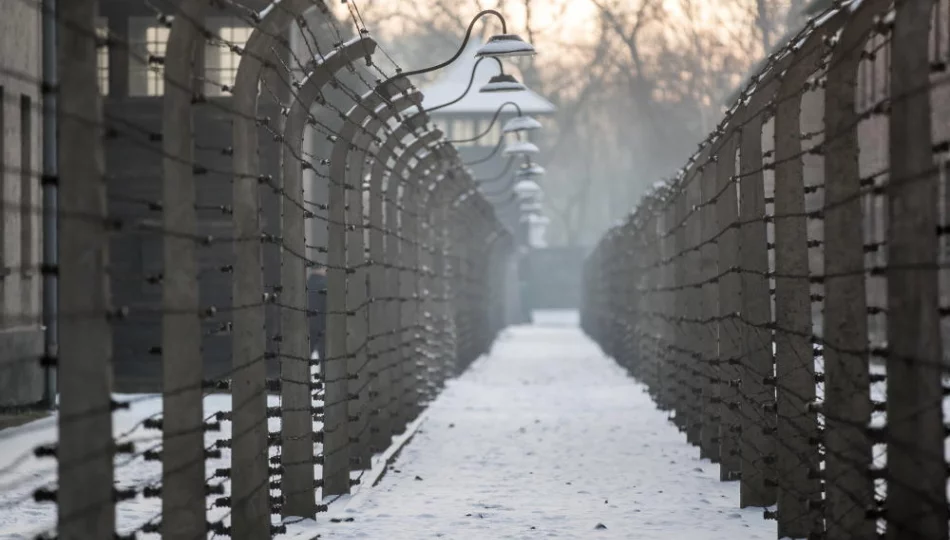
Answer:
[503,140,540,157]
[514,178,543,200]
[503,115,543,133]
[475,34,537,58]
[479,73,526,93]
[515,163,546,177]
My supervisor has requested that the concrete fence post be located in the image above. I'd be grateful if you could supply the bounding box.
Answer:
[770,18,840,535]
[57,0,114,537]
[821,3,883,536]
[699,153,721,463]
[736,93,777,508]
[280,36,378,512]
[230,0,311,525]
[714,132,742,481]
[330,83,416,468]
[160,1,208,536]
[885,2,947,538]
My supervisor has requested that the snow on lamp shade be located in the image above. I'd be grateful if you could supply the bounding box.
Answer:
[503,115,543,133]
[503,140,540,157]
[514,179,543,200]
[479,74,526,93]
[475,34,537,58]
[515,163,545,177]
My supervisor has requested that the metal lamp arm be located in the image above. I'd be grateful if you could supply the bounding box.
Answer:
[425,57,504,114]
[448,101,523,144]
[463,135,506,166]
[396,9,508,79]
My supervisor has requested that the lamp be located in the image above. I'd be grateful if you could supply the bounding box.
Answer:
[503,140,540,157]
[503,115,542,133]
[397,10,536,80]
[476,34,537,58]
[514,178,543,200]
[480,73,526,93]
[425,58,525,114]
[516,163,545,177]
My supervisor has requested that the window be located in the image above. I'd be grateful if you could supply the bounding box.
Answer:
[128,18,170,96]
[19,96,32,282]
[96,21,109,95]
[478,117,501,148]
[451,118,476,147]
[205,25,252,96]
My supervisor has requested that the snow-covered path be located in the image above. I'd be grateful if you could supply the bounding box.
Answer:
[311,311,777,540]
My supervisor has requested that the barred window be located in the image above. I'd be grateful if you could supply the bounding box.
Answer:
[205,25,253,96]
[128,18,170,96]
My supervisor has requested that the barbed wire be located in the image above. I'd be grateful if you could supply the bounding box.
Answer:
[582,0,950,539]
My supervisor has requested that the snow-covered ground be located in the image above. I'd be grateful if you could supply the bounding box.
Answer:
[306,310,776,540]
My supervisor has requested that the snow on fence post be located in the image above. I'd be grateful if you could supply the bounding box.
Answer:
[821,2,883,537]
[160,1,209,536]
[57,0,115,536]
[771,16,835,536]
[699,153,721,463]
[736,90,777,508]
[714,131,742,482]
[885,2,948,538]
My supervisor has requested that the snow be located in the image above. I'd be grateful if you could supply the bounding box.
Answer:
[503,141,540,157]
[475,35,537,58]
[503,115,543,133]
[0,388,325,538]
[304,311,776,540]
[418,40,555,115]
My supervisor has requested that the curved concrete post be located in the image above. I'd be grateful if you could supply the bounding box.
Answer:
[822,3,887,536]
[390,149,443,425]
[323,89,424,464]
[160,1,211,537]
[770,14,846,536]
[229,0,323,528]
[329,86,419,470]
[734,76,778,508]
[389,139,447,406]
[676,149,709,449]
[372,116,432,434]
[886,2,946,538]
[279,36,378,515]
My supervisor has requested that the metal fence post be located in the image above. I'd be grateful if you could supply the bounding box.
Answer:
[57,0,114,536]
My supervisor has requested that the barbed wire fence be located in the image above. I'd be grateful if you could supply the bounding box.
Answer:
[582,0,950,539]
[0,0,512,538]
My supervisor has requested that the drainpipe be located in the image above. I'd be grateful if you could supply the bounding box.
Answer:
[41,0,58,409]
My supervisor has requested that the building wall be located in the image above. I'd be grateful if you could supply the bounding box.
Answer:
[99,0,290,391]
[0,0,44,407]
